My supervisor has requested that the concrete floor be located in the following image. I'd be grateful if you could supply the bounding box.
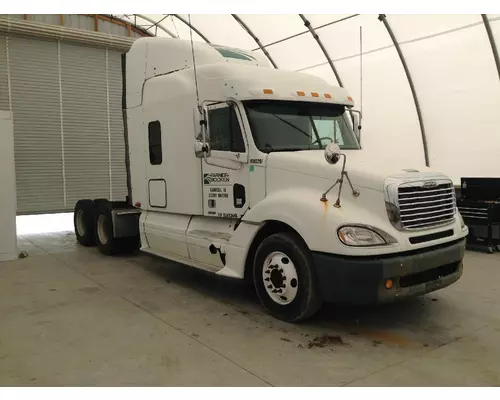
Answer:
[1,232,500,386]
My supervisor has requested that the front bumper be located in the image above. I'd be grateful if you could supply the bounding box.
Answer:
[312,239,466,304]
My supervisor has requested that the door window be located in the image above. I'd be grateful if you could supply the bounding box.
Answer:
[208,106,245,153]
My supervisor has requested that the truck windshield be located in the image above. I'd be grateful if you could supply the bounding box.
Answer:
[244,100,360,153]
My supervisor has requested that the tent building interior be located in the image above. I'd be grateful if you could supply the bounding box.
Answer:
[0,13,500,386]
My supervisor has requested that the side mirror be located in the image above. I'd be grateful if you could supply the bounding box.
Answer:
[195,140,211,158]
[349,109,362,145]
[352,113,362,144]
[324,142,342,165]
[194,107,211,158]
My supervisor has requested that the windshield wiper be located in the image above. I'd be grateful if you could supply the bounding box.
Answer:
[270,113,325,150]
[264,143,306,153]
[270,114,311,139]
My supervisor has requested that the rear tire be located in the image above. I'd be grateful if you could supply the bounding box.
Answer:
[74,200,96,247]
[95,201,141,256]
[95,201,122,256]
[253,232,322,322]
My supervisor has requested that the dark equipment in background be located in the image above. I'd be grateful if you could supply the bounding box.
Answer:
[457,177,500,253]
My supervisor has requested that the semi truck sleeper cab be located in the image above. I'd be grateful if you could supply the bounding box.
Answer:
[73,37,468,322]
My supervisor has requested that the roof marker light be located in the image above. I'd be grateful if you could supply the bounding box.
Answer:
[324,93,332,99]
[297,91,305,96]
[263,89,273,94]
[347,96,353,101]
[311,92,319,97]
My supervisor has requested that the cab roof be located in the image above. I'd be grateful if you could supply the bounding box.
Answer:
[127,37,354,108]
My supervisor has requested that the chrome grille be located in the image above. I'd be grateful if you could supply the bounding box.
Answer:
[398,182,456,229]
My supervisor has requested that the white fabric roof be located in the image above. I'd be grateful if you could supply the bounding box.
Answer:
[116,14,500,183]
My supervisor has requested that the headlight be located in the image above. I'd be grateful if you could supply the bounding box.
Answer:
[338,225,397,247]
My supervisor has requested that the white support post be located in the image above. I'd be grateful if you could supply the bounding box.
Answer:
[0,111,18,262]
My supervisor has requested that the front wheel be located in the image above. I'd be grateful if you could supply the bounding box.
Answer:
[253,232,322,322]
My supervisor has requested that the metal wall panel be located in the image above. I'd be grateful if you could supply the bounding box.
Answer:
[31,15,61,26]
[0,17,135,52]
[0,35,9,111]
[60,42,111,207]
[4,33,128,214]
[99,19,128,37]
[64,15,96,32]
[107,50,128,200]
[0,15,23,20]
[8,36,65,213]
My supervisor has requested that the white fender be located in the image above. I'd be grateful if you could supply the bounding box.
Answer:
[243,188,333,252]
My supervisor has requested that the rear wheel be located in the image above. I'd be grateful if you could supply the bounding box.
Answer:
[95,202,122,256]
[95,201,141,256]
[74,200,96,246]
[253,232,322,322]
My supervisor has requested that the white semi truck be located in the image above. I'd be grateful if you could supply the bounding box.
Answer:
[73,37,468,322]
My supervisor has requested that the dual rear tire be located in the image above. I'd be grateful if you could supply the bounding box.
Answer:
[74,200,96,247]
[74,200,139,255]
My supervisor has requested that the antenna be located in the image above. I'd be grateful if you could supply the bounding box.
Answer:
[360,25,363,115]
[188,14,201,111]
[170,15,180,38]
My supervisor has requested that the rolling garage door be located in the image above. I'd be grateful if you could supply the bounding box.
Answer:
[0,35,8,113]
[0,34,128,214]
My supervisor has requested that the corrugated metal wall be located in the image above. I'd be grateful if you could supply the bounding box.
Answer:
[108,51,128,200]
[9,36,65,213]
[1,15,145,38]
[0,36,9,111]
[0,33,128,214]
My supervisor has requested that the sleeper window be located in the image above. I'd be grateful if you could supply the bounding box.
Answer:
[148,121,162,165]
[208,106,245,153]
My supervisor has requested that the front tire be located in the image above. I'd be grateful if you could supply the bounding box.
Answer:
[253,232,322,322]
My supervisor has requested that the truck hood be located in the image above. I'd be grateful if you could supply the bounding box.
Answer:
[266,150,439,192]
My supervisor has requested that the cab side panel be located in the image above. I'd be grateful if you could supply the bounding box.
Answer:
[141,73,203,215]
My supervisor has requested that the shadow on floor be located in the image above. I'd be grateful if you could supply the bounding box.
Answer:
[127,250,447,344]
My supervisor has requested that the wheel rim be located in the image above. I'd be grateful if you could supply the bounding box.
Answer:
[76,209,86,236]
[262,251,298,305]
[97,214,108,245]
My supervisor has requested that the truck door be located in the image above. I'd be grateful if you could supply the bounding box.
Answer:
[201,102,249,218]
[185,102,250,270]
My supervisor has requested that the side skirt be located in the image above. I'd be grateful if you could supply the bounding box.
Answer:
[140,246,224,274]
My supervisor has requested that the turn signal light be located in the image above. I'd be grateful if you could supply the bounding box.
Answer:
[347,96,353,101]
[385,279,393,289]
[135,202,141,208]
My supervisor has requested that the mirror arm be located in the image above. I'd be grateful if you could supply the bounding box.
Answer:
[320,154,360,206]
[321,144,361,205]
